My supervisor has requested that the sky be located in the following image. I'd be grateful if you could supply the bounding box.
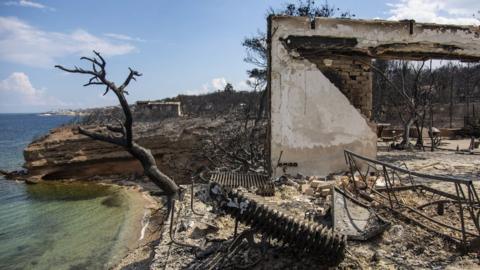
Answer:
[0,0,479,113]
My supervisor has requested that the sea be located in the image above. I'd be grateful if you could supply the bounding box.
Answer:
[0,114,135,270]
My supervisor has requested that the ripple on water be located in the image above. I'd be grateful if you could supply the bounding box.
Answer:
[0,180,134,270]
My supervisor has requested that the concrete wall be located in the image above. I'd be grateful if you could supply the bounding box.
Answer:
[268,16,480,177]
[279,17,480,60]
[269,17,377,177]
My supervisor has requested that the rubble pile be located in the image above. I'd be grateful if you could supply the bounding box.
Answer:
[145,149,480,269]
[151,183,356,270]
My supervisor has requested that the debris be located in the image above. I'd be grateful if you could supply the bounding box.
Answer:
[210,172,274,196]
[389,225,405,241]
[345,149,480,250]
[189,222,219,239]
[310,179,334,189]
[209,184,347,265]
[301,185,315,196]
[318,188,331,197]
[333,188,390,241]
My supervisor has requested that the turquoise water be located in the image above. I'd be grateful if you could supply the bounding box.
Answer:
[0,114,135,269]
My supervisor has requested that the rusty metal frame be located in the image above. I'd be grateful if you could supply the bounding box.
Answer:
[344,150,480,249]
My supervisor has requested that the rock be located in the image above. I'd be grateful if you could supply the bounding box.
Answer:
[389,224,404,241]
[189,222,219,239]
[300,184,310,193]
[312,180,335,189]
[195,242,222,259]
[178,220,194,232]
[326,173,336,181]
[294,179,307,185]
[340,176,350,185]
[310,180,322,188]
[317,207,327,216]
[317,188,331,197]
[23,116,233,183]
[286,179,300,188]
[25,178,39,185]
[375,177,386,187]
[294,173,304,179]
[276,175,288,185]
[371,251,381,262]
[300,184,315,195]
[353,180,367,189]
[304,188,315,196]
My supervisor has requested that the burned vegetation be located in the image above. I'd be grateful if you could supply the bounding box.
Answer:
[24,14,480,270]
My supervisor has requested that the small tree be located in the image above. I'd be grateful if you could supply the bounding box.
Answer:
[370,60,437,149]
[223,82,234,92]
[242,0,354,87]
[55,51,179,210]
[242,0,354,127]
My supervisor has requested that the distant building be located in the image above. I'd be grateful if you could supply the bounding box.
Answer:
[135,101,183,119]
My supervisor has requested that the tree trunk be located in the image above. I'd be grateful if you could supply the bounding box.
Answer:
[429,105,435,152]
[401,117,415,148]
[414,121,424,150]
[449,74,454,128]
[56,51,180,202]
[129,142,179,196]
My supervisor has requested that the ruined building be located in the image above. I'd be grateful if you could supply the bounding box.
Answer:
[268,16,480,177]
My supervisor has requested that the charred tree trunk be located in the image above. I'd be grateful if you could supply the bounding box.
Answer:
[55,51,179,202]
[429,105,435,152]
[449,73,454,128]
[400,117,415,149]
[414,120,424,150]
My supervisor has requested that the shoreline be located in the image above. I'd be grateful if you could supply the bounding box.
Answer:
[108,181,167,269]
[0,176,167,269]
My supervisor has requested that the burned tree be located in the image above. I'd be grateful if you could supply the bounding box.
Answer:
[242,0,354,87]
[55,51,180,205]
[370,60,438,149]
[241,1,355,128]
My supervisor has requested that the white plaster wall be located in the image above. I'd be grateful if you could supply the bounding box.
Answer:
[270,17,377,177]
[269,17,480,177]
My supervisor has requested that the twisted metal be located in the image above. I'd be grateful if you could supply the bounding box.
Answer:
[344,149,480,250]
[209,184,347,265]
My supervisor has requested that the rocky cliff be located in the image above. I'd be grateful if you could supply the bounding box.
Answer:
[23,116,237,183]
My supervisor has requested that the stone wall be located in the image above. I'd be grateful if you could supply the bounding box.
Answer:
[313,56,373,118]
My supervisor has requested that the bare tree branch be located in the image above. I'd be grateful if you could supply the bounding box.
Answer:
[120,68,142,91]
[78,126,126,146]
[55,51,180,204]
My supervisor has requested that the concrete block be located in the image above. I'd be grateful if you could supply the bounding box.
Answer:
[318,188,331,197]
[300,184,315,195]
